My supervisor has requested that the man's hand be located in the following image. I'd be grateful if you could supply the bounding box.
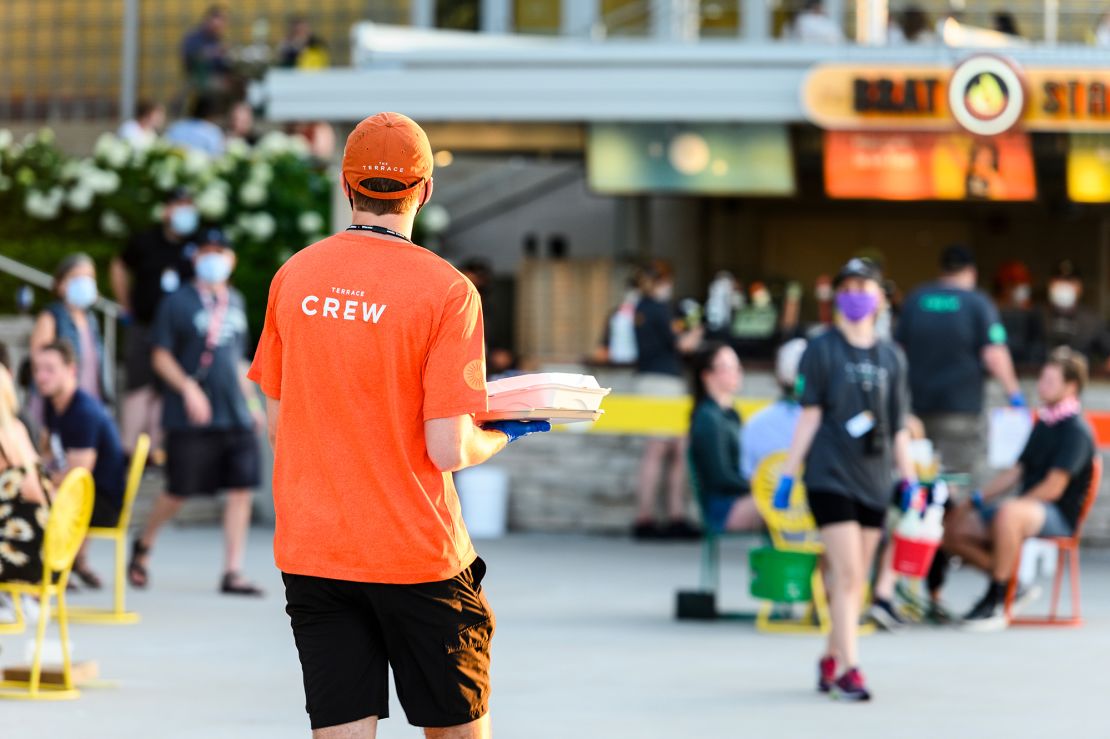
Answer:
[480,420,551,444]
[183,380,213,426]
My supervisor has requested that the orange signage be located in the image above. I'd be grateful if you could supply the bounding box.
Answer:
[804,57,1110,134]
[825,131,1037,201]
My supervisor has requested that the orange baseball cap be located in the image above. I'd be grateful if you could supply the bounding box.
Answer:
[341,112,433,201]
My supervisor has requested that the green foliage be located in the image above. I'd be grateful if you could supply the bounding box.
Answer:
[0,128,331,333]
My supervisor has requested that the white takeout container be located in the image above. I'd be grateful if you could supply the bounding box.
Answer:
[486,373,611,413]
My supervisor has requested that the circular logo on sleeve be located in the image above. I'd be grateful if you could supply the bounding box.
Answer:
[948,56,1026,136]
[464,359,486,391]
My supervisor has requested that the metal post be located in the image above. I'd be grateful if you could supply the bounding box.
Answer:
[826,0,846,41]
[411,0,434,28]
[744,0,771,40]
[653,0,700,41]
[1045,0,1059,45]
[120,0,140,120]
[562,0,600,37]
[481,0,512,33]
[856,0,887,44]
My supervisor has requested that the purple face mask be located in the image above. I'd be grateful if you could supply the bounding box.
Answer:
[836,291,879,322]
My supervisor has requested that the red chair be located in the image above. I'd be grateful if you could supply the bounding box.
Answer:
[1004,455,1102,627]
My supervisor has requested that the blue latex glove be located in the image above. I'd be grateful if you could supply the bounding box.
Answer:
[898,479,919,512]
[1009,391,1026,408]
[773,476,794,510]
[481,420,551,444]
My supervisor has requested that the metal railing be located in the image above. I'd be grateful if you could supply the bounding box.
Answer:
[0,253,121,400]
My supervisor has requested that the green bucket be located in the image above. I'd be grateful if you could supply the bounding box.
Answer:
[749,547,819,603]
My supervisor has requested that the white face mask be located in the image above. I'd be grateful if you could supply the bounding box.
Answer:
[1012,284,1031,304]
[1050,282,1078,310]
[815,284,834,302]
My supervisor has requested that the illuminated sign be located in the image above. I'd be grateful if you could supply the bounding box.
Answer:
[804,56,1110,133]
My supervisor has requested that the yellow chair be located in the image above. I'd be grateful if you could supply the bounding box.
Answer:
[68,433,149,625]
[0,468,94,700]
[750,452,831,634]
[750,452,875,636]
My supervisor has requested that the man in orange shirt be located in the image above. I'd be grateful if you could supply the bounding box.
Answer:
[248,112,548,739]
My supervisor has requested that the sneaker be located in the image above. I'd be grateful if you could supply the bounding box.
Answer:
[961,595,1007,632]
[663,518,703,541]
[817,656,837,693]
[867,599,907,632]
[831,668,871,702]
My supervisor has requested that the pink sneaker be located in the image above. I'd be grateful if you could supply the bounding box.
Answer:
[817,656,837,693]
[831,667,872,702]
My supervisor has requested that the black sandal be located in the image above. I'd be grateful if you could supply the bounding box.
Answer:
[128,538,150,589]
[220,572,264,597]
[73,560,103,590]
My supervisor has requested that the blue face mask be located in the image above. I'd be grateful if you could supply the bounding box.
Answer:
[65,275,98,309]
[195,253,232,285]
[169,205,199,236]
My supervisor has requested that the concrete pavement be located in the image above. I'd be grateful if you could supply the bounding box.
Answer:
[2,528,1106,738]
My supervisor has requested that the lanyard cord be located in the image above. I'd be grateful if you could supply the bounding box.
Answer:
[346,224,412,243]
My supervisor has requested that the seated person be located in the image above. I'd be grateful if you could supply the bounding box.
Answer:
[0,364,49,591]
[741,338,807,480]
[34,340,127,589]
[689,342,762,533]
[943,348,1095,631]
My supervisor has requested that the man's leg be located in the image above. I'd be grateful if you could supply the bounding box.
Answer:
[120,386,151,455]
[990,498,1046,583]
[941,503,993,573]
[634,438,667,522]
[315,717,377,739]
[425,715,490,739]
[725,495,763,531]
[223,489,253,576]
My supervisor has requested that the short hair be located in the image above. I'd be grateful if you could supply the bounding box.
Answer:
[1046,347,1088,395]
[40,339,78,367]
[205,4,228,20]
[191,92,227,121]
[53,252,94,293]
[136,99,162,119]
[351,178,422,216]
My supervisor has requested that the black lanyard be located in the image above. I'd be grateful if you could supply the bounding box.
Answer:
[346,224,411,243]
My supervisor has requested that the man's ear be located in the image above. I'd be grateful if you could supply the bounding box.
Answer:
[417,178,434,211]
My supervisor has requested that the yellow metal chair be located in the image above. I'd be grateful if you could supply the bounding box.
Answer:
[750,452,831,634]
[750,452,875,636]
[0,468,94,700]
[68,433,149,625]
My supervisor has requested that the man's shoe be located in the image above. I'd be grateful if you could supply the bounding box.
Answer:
[867,599,906,631]
[220,573,264,597]
[831,668,871,702]
[962,596,1007,632]
[817,656,837,693]
[663,518,703,541]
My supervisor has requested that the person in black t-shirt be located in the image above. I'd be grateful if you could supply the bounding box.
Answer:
[34,340,127,589]
[631,260,703,540]
[895,245,1024,492]
[110,188,198,460]
[944,348,1096,631]
[777,258,917,702]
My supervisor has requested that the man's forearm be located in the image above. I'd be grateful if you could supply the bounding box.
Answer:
[152,348,194,393]
[981,466,1022,501]
[983,345,1020,396]
[455,426,509,472]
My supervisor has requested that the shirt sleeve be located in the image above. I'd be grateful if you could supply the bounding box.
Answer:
[976,294,1007,349]
[247,271,284,399]
[796,341,826,408]
[422,280,488,421]
[888,345,910,436]
[149,294,175,352]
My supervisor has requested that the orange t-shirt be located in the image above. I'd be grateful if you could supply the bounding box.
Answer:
[247,233,488,584]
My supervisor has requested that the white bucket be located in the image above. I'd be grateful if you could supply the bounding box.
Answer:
[455,466,510,539]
